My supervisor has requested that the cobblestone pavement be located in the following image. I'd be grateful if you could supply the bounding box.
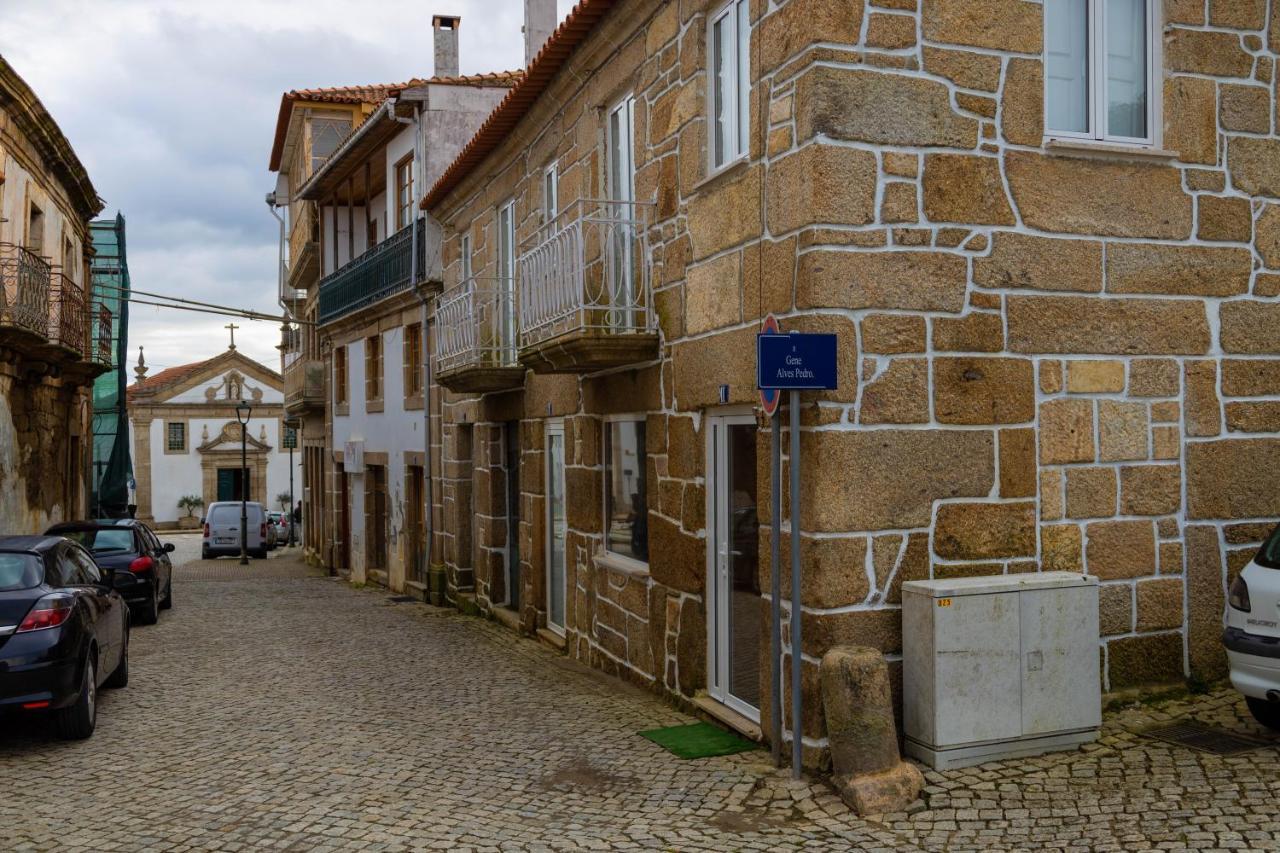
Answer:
[2,554,1278,851]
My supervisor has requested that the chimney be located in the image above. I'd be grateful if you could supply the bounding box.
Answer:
[433,15,460,78]
[523,0,557,66]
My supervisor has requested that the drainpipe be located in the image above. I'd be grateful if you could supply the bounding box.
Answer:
[265,193,288,316]
[392,100,436,580]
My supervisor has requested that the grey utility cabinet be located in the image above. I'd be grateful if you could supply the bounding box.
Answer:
[902,572,1101,770]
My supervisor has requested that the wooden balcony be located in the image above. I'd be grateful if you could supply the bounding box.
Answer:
[516,200,658,373]
[287,202,320,293]
[283,354,325,415]
[434,278,525,393]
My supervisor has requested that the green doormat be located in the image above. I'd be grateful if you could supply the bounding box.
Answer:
[639,722,759,759]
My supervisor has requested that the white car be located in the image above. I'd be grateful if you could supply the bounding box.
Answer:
[1224,535,1280,732]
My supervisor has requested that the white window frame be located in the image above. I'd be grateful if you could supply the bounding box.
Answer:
[460,232,472,281]
[707,0,751,172]
[606,95,637,324]
[497,200,516,356]
[543,164,558,225]
[599,414,649,572]
[1043,0,1160,147]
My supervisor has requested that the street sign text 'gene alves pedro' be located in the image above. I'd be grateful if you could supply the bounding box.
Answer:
[756,332,838,391]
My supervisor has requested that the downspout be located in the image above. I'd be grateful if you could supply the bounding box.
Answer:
[393,100,436,580]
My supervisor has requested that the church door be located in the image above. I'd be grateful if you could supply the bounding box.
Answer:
[217,468,246,501]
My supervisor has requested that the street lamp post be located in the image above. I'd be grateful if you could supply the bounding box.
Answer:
[235,400,252,565]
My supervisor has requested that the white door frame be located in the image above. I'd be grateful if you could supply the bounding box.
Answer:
[704,407,760,721]
[545,418,567,636]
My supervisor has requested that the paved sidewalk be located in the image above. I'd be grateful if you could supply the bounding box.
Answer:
[1,553,1277,851]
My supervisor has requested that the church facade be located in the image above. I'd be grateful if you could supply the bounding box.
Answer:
[127,345,301,529]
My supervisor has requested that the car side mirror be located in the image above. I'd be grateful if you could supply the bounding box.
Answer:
[163,543,175,553]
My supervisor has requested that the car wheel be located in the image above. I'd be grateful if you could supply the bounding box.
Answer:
[160,579,173,610]
[54,655,96,740]
[137,588,159,625]
[1246,696,1280,731]
[252,548,268,560]
[201,547,210,560]
[104,630,129,689]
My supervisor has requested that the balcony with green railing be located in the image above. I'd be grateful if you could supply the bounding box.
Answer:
[317,219,428,326]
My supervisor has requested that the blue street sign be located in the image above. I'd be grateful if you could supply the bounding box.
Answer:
[757,332,838,390]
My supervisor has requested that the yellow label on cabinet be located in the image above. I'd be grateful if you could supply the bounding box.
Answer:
[937,598,952,607]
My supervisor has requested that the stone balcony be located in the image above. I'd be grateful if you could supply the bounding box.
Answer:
[283,353,325,415]
[515,199,659,373]
[435,277,525,393]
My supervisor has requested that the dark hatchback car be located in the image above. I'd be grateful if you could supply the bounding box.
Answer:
[0,536,129,739]
[46,520,174,625]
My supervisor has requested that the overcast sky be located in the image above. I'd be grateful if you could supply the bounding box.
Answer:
[1,0,571,377]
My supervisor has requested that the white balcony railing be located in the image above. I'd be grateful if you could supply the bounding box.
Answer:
[435,277,517,375]
[516,199,654,350]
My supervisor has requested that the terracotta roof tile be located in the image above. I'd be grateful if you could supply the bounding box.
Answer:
[423,0,616,210]
[126,357,217,402]
[269,72,522,171]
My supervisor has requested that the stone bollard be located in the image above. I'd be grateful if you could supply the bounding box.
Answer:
[821,645,924,815]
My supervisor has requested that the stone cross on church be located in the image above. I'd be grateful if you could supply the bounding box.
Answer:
[225,323,239,351]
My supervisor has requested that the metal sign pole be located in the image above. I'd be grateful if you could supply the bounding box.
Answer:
[789,388,802,779]
[770,410,782,768]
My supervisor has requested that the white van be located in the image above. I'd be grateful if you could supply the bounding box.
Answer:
[1224,526,1280,731]
[202,501,269,560]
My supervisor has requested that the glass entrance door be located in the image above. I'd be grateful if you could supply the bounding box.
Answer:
[707,414,762,719]
[545,420,567,634]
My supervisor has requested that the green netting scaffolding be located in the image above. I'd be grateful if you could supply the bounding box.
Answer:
[89,213,132,518]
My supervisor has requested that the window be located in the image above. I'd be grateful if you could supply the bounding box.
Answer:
[607,96,637,318]
[395,155,414,231]
[165,421,187,453]
[543,165,558,224]
[460,232,472,280]
[709,0,751,169]
[62,236,75,278]
[64,546,101,585]
[334,346,348,405]
[27,202,44,255]
[497,201,516,354]
[1045,0,1155,144]
[309,117,351,175]
[604,419,648,563]
[404,322,423,396]
[367,216,378,250]
[366,333,383,401]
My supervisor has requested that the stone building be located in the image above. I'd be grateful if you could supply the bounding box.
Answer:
[403,0,1280,767]
[0,54,109,532]
[269,16,517,581]
[126,344,299,529]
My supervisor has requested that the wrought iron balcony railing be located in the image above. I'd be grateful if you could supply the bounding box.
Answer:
[516,199,654,350]
[90,300,113,367]
[0,243,51,338]
[317,219,427,325]
[49,269,87,356]
[435,277,518,376]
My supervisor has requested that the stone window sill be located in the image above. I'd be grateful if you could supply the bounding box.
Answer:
[1044,137,1179,162]
[404,393,424,411]
[366,399,385,414]
[691,155,750,195]
[593,550,650,578]
[334,403,350,417]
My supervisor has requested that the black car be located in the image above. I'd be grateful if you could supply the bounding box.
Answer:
[0,536,129,739]
[47,520,174,625]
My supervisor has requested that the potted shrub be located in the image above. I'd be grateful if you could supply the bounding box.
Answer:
[177,494,204,529]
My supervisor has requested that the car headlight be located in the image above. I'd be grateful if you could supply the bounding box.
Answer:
[1228,575,1252,612]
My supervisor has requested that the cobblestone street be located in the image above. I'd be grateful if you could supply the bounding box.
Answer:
[2,552,1278,851]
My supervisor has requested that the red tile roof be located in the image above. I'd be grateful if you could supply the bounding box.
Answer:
[126,356,218,402]
[269,72,523,171]
[422,0,617,211]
